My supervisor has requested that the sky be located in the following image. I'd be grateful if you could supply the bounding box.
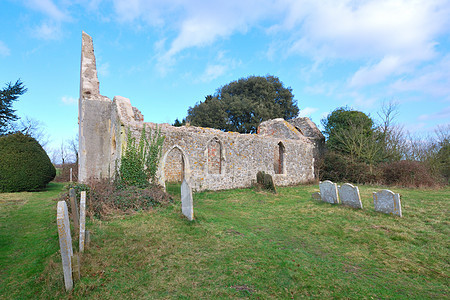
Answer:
[1,0,450,153]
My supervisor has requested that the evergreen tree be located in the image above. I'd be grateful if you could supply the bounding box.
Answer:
[186,75,299,133]
[0,80,27,135]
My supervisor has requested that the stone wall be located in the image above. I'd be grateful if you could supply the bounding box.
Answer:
[78,32,322,191]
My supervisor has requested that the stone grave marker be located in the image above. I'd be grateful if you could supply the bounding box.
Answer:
[69,188,79,234]
[79,191,86,252]
[338,183,363,209]
[311,192,321,201]
[319,180,339,204]
[181,179,194,221]
[373,189,402,217]
[57,201,73,291]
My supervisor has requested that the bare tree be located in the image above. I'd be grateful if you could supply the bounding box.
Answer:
[68,134,79,164]
[376,100,407,161]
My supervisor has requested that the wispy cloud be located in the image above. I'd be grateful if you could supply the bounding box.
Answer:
[197,51,241,82]
[61,96,77,105]
[32,21,62,40]
[298,107,318,117]
[418,106,450,121]
[25,0,69,21]
[0,41,10,56]
[390,54,450,98]
[21,0,72,40]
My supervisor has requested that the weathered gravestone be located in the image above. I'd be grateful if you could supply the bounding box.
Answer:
[79,191,86,253]
[69,188,79,234]
[319,180,339,204]
[57,201,73,291]
[338,183,363,209]
[311,192,321,201]
[373,189,402,217]
[181,179,194,221]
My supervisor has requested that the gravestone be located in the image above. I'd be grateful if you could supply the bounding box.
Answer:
[79,191,86,252]
[181,179,194,221]
[338,183,363,209]
[373,189,402,217]
[56,201,73,291]
[69,188,79,234]
[311,192,321,201]
[319,180,339,204]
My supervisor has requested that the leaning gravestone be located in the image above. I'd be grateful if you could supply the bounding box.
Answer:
[69,188,79,234]
[181,179,194,221]
[311,192,321,201]
[57,201,73,291]
[338,183,363,209]
[319,180,339,204]
[79,191,86,253]
[373,189,402,217]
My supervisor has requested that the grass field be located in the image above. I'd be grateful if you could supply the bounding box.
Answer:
[1,182,449,299]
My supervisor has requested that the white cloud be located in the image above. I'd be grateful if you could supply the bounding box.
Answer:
[200,64,227,83]
[282,0,449,59]
[197,51,241,82]
[418,106,450,121]
[0,41,10,56]
[350,55,403,87]
[25,0,70,21]
[32,21,62,40]
[278,0,450,88]
[61,96,77,105]
[390,54,450,98]
[298,107,318,117]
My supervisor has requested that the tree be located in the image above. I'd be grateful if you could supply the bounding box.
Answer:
[173,118,186,127]
[321,107,384,180]
[322,107,375,152]
[186,75,299,133]
[0,132,56,192]
[0,80,27,135]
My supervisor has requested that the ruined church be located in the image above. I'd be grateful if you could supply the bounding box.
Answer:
[78,32,324,191]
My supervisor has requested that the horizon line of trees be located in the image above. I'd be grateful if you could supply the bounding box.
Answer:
[319,103,449,186]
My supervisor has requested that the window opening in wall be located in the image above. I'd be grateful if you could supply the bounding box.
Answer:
[208,138,222,174]
[164,147,185,183]
[274,142,285,174]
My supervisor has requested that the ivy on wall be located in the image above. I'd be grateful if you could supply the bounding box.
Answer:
[118,125,165,188]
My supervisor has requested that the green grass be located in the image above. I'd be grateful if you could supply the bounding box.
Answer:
[1,183,449,299]
[0,182,65,298]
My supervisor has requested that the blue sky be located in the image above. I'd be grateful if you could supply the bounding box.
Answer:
[1,0,450,153]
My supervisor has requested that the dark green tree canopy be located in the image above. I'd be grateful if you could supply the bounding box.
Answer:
[0,80,27,135]
[0,132,55,192]
[186,75,299,133]
[322,107,375,148]
[321,107,386,166]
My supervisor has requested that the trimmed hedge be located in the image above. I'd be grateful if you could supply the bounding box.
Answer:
[0,132,56,192]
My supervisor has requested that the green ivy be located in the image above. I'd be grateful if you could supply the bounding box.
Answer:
[118,125,165,188]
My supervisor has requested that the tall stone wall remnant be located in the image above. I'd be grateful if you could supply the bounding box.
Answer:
[78,32,323,191]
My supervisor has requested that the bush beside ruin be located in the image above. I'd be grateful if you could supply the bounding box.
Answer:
[59,180,172,219]
[0,132,56,192]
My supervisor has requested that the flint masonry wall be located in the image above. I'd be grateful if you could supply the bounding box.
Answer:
[79,32,319,191]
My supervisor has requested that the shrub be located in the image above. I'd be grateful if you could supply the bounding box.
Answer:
[57,180,172,219]
[320,151,379,184]
[0,132,56,192]
[380,160,441,187]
